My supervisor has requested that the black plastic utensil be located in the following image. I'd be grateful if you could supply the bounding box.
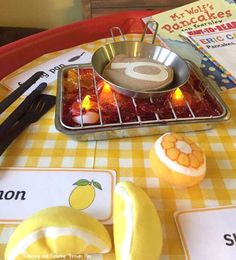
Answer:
[0,71,44,114]
[0,82,47,139]
[0,94,56,156]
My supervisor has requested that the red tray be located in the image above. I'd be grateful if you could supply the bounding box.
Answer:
[0,10,158,80]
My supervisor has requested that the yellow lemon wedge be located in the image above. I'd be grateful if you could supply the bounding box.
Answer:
[149,132,206,188]
[113,181,162,260]
[5,206,111,260]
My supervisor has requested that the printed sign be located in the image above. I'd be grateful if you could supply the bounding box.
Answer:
[175,205,236,260]
[181,19,236,84]
[150,0,236,41]
[0,167,116,224]
[1,47,92,96]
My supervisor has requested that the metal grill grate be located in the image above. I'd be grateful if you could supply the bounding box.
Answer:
[59,63,228,132]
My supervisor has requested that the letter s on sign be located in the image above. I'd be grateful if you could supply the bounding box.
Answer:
[224,234,234,246]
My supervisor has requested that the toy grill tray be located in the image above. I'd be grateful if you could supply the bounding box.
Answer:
[55,61,230,141]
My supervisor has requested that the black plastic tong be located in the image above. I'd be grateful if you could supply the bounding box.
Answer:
[0,82,47,139]
[0,71,45,114]
[0,94,56,155]
[0,72,55,154]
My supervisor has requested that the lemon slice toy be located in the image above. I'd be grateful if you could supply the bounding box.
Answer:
[149,132,206,188]
[113,181,163,260]
[5,206,111,260]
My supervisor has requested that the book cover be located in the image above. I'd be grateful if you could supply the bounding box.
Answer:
[143,0,236,89]
[181,19,236,84]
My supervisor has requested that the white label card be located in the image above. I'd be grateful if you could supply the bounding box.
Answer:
[175,206,236,260]
[1,47,92,96]
[0,167,116,225]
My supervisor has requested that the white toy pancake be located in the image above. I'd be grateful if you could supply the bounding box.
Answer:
[102,55,174,91]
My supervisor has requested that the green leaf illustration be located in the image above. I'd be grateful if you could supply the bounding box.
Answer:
[73,179,90,186]
[92,181,103,190]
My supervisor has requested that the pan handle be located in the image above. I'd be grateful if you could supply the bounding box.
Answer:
[110,27,126,42]
[140,20,159,44]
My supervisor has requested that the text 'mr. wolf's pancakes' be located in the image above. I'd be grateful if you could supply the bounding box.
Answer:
[102,55,174,91]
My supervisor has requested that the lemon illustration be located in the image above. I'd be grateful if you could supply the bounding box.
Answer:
[69,179,102,210]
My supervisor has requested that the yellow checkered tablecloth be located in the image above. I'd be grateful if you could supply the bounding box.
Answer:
[0,34,236,260]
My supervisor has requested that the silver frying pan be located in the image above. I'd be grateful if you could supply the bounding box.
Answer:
[91,22,190,98]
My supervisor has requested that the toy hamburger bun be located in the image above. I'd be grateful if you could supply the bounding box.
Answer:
[103,55,173,91]
[149,132,206,188]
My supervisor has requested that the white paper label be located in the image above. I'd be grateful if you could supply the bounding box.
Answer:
[0,168,116,224]
[1,47,92,96]
[175,206,236,260]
